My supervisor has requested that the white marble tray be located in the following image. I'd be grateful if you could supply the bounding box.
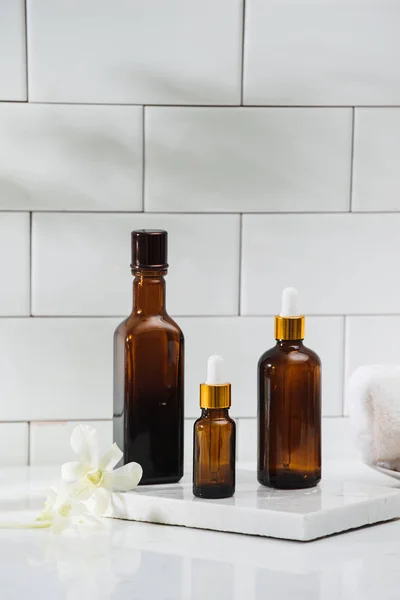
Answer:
[108,470,400,541]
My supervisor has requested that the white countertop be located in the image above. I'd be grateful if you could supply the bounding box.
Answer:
[1,461,400,600]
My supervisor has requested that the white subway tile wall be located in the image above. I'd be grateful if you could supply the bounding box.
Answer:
[0,0,26,101]
[0,104,143,211]
[184,420,196,469]
[241,214,400,316]
[30,420,113,465]
[353,109,400,212]
[145,107,352,213]
[32,213,240,316]
[0,318,118,421]
[0,0,396,463]
[244,0,400,106]
[27,0,243,104]
[0,213,30,316]
[0,423,28,466]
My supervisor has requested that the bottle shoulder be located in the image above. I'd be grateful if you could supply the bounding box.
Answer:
[194,414,235,430]
[166,315,184,339]
[301,344,321,366]
[258,345,279,365]
[114,313,183,339]
[258,342,321,368]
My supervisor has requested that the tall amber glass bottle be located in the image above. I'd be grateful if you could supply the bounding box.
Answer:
[193,355,236,499]
[258,288,321,489]
[114,229,184,485]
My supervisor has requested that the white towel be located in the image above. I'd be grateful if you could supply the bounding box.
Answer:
[348,365,400,471]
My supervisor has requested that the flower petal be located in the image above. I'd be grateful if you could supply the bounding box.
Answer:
[44,487,58,511]
[103,462,143,492]
[70,424,99,468]
[71,481,94,502]
[99,443,123,472]
[61,461,87,482]
[82,512,104,528]
[68,501,87,518]
[51,515,70,534]
[88,487,111,517]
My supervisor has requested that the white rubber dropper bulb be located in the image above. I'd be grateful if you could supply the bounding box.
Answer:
[280,287,299,317]
[206,355,226,385]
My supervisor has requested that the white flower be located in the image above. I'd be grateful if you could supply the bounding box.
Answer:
[61,425,142,517]
[35,424,143,534]
[37,484,94,534]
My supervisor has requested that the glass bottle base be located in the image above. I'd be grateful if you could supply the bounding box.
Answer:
[139,473,183,486]
[258,470,321,490]
[193,484,234,499]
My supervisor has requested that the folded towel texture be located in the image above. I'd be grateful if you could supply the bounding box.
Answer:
[348,365,400,471]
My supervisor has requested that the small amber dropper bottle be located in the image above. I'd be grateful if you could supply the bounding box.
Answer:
[258,288,321,490]
[193,355,236,499]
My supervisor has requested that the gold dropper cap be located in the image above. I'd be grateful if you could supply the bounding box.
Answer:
[274,287,305,340]
[200,383,231,409]
[200,355,231,409]
[274,315,305,340]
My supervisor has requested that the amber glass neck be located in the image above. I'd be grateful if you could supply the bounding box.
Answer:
[201,408,229,419]
[276,339,304,348]
[132,270,167,316]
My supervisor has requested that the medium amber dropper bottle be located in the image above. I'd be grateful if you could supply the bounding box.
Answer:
[193,355,236,499]
[258,288,321,489]
[113,229,184,485]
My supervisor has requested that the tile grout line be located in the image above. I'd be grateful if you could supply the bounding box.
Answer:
[29,212,32,316]
[238,214,243,315]
[28,418,112,423]
[141,106,146,211]
[3,209,400,215]
[0,313,399,319]
[228,415,344,422]
[6,100,400,108]
[341,316,347,416]
[240,0,247,106]
[349,107,356,211]
[23,0,29,101]
[0,416,345,424]
[27,422,30,466]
